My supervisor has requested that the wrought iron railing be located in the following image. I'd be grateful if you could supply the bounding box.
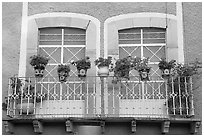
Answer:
[5,76,194,118]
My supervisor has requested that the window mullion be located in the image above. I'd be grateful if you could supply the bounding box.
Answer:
[61,29,64,64]
[141,29,143,58]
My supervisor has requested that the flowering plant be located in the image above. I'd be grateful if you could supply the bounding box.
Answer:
[71,56,91,77]
[113,56,133,80]
[112,56,141,83]
[57,64,71,82]
[158,59,176,70]
[30,54,49,67]
[134,57,151,72]
[170,59,201,77]
[94,56,112,68]
[57,64,70,74]
[158,59,176,78]
[166,59,201,115]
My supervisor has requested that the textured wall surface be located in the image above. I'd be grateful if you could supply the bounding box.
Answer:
[2,2,22,134]
[2,2,22,111]
[183,2,202,135]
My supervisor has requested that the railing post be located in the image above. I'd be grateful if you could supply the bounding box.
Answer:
[33,78,37,115]
[189,76,195,116]
[100,77,105,116]
[171,77,176,115]
[165,79,169,115]
[178,77,182,115]
[7,78,11,116]
[184,77,189,115]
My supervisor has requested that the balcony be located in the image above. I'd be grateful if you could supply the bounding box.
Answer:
[5,76,195,119]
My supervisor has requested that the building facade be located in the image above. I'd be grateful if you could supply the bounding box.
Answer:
[2,2,202,135]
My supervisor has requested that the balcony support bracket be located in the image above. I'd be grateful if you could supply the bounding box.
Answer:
[100,121,105,134]
[161,121,170,134]
[191,121,201,134]
[65,120,73,133]
[33,120,43,134]
[3,121,14,134]
[131,120,137,133]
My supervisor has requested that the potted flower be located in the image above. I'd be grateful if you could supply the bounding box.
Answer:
[57,64,70,82]
[134,57,151,81]
[112,56,137,83]
[71,56,91,78]
[30,54,49,77]
[158,59,176,78]
[94,56,112,77]
[174,59,201,78]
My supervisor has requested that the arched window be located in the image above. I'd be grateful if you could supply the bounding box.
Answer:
[104,13,181,117]
[118,27,166,79]
[38,27,86,81]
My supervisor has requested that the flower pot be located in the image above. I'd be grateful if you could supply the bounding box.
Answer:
[98,66,109,77]
[139,70,150,81]
[58,71,69,82]
[77,69,87,78]
[161,68,171,78]
[34,64,45,78]
[17,99,34,114]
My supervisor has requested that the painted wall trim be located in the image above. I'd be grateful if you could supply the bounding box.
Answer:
[18,2,28,77]
[27,12,100,59]
[105,12,177,25]
[104,12,177,58]
[176,2,185,64]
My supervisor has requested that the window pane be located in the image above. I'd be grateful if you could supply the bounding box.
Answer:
[143,39,165,44]
[40,28,62,34]
[119,46,141,58]
[64,28,86,45]
[143,28,166,44]
[39,41,62,45]
[64,28,85,34]
[143,46,165,62]
[39,28,62,45]
[119,28,141,44]
[119,39,141,44]
[38,47,61,64]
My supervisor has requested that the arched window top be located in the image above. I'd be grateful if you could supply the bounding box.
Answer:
[39,27,86,46]
[24,12,100,77]
[118,27,166,45]
[104,12,178,62]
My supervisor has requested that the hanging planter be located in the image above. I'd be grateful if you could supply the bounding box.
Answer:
[139,68,150,81]
[30,55,49,78]
[134,57,151,81]
[94,56,112,77]
[57,64,70,82]
[97,66,110,77]
[161,68,171,78]
[34,64,46,77]
[71,56,91,78]
[158,59,176,79]
[77,68,88,77]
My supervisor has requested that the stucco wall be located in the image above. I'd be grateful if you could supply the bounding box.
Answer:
[183,2,202,135]
[2,2,22,134]
[2,2,22,111]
